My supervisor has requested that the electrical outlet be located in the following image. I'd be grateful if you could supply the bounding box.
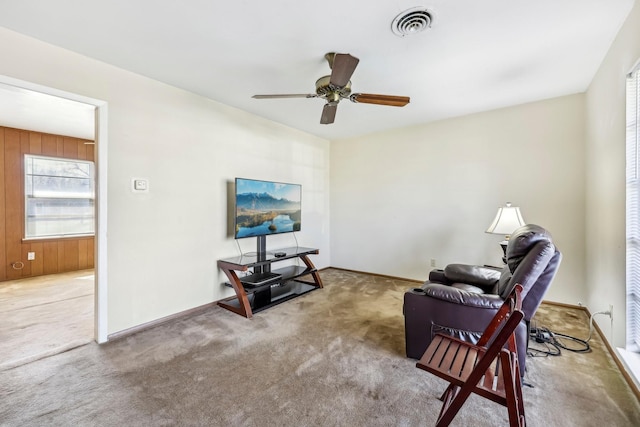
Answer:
[27,252,35,261]
[430,258,437,268]
[598,304,614,318]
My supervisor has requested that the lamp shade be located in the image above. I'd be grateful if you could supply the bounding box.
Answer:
[486,202,526,236]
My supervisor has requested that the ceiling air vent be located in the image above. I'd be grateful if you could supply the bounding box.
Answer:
[391,7,434,37]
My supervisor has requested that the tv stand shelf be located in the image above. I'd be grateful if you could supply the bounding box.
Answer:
[217,247,322,318]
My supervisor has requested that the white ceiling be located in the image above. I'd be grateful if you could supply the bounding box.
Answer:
[0,83,95,140]
[0,0,635,141]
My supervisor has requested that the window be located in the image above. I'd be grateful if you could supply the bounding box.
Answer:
[626,64,640,352]
[24,155,95,239]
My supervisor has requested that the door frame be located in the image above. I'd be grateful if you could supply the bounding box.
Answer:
[0,74,109,343]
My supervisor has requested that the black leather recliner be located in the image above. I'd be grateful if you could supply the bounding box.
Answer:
[403,224,562,373]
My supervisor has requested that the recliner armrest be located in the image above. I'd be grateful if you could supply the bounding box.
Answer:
[428,269,447,283]
[443,264,501,290]
[423,283,504,309]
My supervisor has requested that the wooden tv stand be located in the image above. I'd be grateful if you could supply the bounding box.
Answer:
[217,247,323,318]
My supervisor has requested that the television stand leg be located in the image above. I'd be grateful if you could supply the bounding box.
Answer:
[217,264,253,318]
[300,254,323,288]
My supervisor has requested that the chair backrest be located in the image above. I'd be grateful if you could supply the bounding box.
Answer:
[496,224,562,321]
[477,284,524,353]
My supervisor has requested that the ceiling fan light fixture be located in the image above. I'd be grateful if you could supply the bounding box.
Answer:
[391,7,434,37]
[252,52,410,125]
[326,92,341,104]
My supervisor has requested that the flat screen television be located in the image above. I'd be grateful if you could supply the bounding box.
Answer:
[234,177,302,239]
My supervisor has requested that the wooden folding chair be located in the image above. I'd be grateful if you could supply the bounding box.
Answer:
[416,284,525,427]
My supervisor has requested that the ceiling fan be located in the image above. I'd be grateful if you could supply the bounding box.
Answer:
[252,53,410,125]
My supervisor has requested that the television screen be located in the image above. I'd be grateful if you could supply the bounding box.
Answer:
[234,178,302,239]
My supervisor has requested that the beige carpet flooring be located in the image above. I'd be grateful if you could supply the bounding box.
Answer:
[0,270,94,371]
[1,268,639,426]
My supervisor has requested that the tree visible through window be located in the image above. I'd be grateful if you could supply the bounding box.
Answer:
[24,155,95,239]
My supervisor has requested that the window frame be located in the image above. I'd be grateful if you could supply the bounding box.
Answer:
[23,154,96,241]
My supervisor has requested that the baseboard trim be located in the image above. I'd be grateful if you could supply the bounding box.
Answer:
[579,305,640,403]
[539,300,582,310]
[538,301,640,401]
[106,267,415,341]
[328,267,423,284]
[107,301,217,342]
[108,268,332,341]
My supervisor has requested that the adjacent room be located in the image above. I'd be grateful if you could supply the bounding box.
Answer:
[0,86,97,370]
[1,1,640,425]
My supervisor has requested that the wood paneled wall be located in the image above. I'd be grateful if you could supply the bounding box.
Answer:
[0,126,95,282]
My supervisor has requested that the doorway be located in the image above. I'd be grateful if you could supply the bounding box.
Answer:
[0,75,107,353]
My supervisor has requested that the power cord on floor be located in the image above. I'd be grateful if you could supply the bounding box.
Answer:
[527,322,591,358]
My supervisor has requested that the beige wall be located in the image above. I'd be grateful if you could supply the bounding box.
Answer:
[585,1,640,348]
[330,94,586,305]
[0,27,331,335]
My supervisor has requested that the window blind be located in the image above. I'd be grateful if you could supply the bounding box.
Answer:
[626,65,640,351]
[24,155,95,239]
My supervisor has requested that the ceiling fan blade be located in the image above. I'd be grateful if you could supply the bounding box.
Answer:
[252,94,317,99]
[329,53,360,87]
[320,104,338,124]
[350,93,410,107]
